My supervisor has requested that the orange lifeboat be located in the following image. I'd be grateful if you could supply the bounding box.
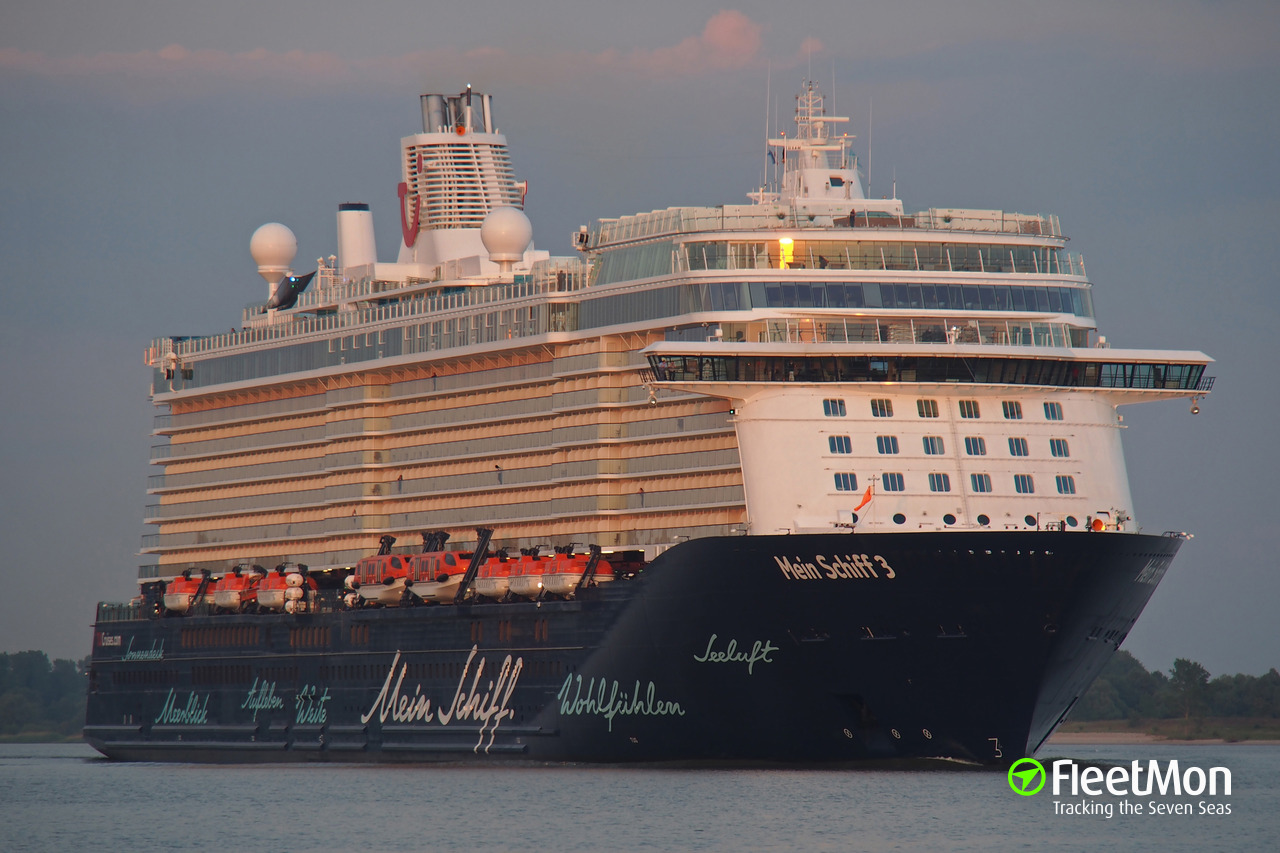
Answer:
[541,549,591,598]
[542,546,616,598]
[508,548,550,600]
[407,550,470,604]
[211,564,263,611]
[162,568,210,614]
[350,535,411,606]
[258,564,316,613]
[474,552,512,600]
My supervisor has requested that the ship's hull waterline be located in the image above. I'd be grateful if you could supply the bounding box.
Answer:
[85,530,1178,765]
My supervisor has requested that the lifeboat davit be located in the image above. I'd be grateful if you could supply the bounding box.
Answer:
[211,564,264,611]
[474,552,512,600]
[258,564,316,612]
[162,568,210,614]
[508,548,550,600]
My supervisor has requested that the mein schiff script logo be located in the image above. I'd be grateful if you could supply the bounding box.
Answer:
[1008,758,1233,818]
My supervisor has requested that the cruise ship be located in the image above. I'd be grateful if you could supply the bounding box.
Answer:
[85,83,1213,764]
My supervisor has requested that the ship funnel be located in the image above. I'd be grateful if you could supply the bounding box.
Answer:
[420,90,494,134]
[336,202,377,276]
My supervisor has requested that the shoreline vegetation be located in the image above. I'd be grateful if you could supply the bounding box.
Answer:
[2,649,1277,745]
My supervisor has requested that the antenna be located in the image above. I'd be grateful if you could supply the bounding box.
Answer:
[867,97,873,198]
[764,63,771,195]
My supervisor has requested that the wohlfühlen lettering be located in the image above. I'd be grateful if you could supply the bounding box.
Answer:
[1049,759,1232,819]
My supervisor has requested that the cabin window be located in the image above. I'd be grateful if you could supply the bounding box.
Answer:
[928,473,951,492]
[917,399,940,418]
[829,435,852,454]
[1002,400,1023,420]
[959,400,981,419]
[922,436,945,455]
[1014,474,1036,494]
[834,472,858,491]
[1009,437,1029,457]
[876,435,899,455]
[964,437,987,456]
[971,473,993,493]
[1050,438,1070,458]
[1044,402,1064,420]
[1056,475,1077,494]
[882,472,905,492]
[870,399,894,418]
[823,398,847,417]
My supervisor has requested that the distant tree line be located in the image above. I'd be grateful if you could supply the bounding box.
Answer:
[0,651,88,739]
[1071,651,1280,721]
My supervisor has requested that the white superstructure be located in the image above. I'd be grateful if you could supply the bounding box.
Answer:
[139,84,1212,581]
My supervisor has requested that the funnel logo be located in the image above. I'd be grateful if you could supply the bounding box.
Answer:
[1008,758,1047,796]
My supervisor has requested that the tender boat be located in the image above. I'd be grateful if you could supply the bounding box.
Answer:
[211,565,263,611]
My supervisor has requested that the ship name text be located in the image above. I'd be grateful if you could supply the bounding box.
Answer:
[773,554,897,581]
[154,689,210,725]
[121,637,165,661]
[294,684,331,725]
[361,647,523,751]
[693,634,778,675]
[557,674,686,731]
[241,677,285,721]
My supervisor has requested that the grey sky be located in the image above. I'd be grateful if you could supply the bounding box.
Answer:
[2,1,1277,676]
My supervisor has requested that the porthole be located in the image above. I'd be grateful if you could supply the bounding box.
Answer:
[1066,516,1078,528]
[943,514,956,525]
[977,514,990,526]
[893,513,906,525]
[1025,515,1037,527]
[850,513,859,523]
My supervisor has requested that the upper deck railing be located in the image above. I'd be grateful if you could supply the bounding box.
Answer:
[146,258,591,365]
[593,206,1063,247]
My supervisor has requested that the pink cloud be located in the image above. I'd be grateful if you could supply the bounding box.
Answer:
[610,10,764,76]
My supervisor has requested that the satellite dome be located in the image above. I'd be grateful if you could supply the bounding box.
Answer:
[250,222,297,269]
[480,207,533,265]
[250,223,297,294]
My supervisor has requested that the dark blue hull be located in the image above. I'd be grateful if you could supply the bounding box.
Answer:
[84,531,1180,765]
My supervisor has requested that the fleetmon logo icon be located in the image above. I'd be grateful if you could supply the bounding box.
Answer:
[1008,758,1046,796]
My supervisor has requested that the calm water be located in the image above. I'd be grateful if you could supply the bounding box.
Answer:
[2,742,1277,852]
